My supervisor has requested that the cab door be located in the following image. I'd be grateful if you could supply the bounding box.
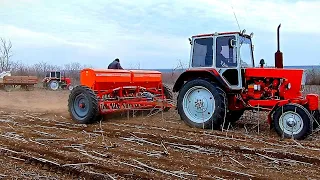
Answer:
[215,35,242,90]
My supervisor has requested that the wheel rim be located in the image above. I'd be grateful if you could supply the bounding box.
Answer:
[279,111,304,135]
[182,86,215,123]
[68,85,74,91]
[50,81,59,90]
[72,93,89,120]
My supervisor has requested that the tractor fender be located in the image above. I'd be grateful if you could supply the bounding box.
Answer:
[172,69,229,93]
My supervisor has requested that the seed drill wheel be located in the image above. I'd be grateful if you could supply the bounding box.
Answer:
[163,84,173,112]
[68,85,101,124]
[273,103,313,140]
[177,79,226,130]
[48,80,59,91]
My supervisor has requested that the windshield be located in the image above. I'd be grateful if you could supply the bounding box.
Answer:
[239,36,254,67]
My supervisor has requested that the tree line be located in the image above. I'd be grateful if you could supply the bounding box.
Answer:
[1,37,319,85]
[0,37,91,81]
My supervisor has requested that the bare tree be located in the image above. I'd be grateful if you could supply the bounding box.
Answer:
[128,61,141,69]
[70,62,81,71]
[39,61,49,73]
[63,62,82,81]
[0,38,13,71]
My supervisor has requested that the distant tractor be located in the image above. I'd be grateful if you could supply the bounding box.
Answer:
[42,71,73,91]
[173,24,319,140]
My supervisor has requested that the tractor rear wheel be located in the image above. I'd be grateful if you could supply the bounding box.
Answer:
[177,79,226,130]
[163,84,173,112]
[215,87,244,127]
[48,80,59,91]
[68,85,101,124]
[273,103,313,140]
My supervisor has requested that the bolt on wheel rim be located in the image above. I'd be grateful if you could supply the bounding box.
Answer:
[73,94,89,119]
[183,86,215,123]
[279,111,304,135]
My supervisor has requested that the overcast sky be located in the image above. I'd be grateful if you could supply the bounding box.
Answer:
[1,0,320,69]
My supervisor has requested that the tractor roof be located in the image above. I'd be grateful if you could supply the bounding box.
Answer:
[192,31,250,38]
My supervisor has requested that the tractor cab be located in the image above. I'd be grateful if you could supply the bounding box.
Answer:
[189,30,254,90]
[45,71,62,81]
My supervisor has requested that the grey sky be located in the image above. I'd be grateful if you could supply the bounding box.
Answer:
[1,0,320,69]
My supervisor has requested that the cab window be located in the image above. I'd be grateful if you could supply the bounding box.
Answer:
[191,37,213,67]
[216,36,237,68]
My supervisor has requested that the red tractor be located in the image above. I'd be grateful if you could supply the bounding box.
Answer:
[42,71,73,91]
[173,24,319,140]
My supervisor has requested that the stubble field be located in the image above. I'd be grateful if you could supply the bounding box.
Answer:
[0,85,320,179]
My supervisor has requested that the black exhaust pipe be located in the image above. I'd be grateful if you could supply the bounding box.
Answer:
[275,24,283,68]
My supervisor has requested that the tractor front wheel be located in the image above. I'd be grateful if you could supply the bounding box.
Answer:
[67,84,74,91]
[177,79,226,130]
[273,103,313,140]
[68,85,101,124]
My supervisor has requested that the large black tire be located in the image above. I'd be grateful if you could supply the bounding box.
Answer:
[177,79,226,130]
[302,105,320,130]
[68,85,101,124]
[215,88,244,127]
[163,84,173,112]
[273,103,313,140]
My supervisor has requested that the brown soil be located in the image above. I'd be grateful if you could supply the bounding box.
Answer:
[0,88,320,179]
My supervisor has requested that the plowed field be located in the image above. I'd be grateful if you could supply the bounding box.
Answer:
[0,87,320,180]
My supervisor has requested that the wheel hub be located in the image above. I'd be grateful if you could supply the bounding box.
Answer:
[286,117,297,127]
[183,86,215,123]
[73,94,90,119]
[194,98,207,112]
[50,81,59,90]
[279,111,303,135]
[79,103,86,109]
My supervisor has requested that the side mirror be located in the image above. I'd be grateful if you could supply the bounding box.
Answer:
[188,38,192,45]
[229,39,236,48]
[260,59,265,68]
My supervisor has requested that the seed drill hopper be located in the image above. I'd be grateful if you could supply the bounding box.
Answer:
[68,69,174,124]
